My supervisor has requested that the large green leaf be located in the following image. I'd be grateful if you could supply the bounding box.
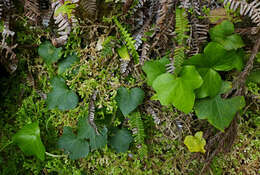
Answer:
[152,65,203,114]
[209,20,244,50]
[195,96,245,131]
[142,58,170,86]
[184,131,206,153]
[77,117,107,151]
[12,122,45,161]
[110,128,133,153]
[58,127,90,160]
[115,87,145,116]
[38,41,62,64]
[46,77,78,111]
[58,53,79,75]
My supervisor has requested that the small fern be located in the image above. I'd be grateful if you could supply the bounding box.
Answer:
[129,112,147,159]
[113,17,139,64]
[175,8,189,45]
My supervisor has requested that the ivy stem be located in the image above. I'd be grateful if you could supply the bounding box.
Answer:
[0,140,13,152]
[45,152,67,158]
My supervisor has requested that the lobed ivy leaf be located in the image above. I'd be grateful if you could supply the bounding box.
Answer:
[38,41,62,64]
[152,65,203,114]
[185,42,244,98]
[46,77,78,111]
[195,95,245,131]
[58,127,90,160]
[184,131,206,153]
[115,87,145,116]
[77,117,107,151]
[109,128,133,153]
[142,58,170,86]
[209,20,244,50]
[12,122,46,161]
[58,53,79,75]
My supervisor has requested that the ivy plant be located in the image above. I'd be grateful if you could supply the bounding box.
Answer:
[184,131,206,153]
[109,128,133,153]
[38,41,62,64]
[58,53,79,75]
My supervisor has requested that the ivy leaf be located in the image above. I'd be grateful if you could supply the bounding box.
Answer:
[109,128,133,153]
[78,117,107,151]
[142,58,170,86]
[38,41,62,64]
[184,131,206,153]
[152,66,203,114]
[58,127,90,160]
[58,53,79,75]
[117,45,130,61]
[46,77,78,111]
[209,20,244,50]
[115,87,145,116]
[195,96,245,131]
[12,122,46,161]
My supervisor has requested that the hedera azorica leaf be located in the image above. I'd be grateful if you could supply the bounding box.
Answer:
[109,128,133,153]
[38,41,62,64]
[142,58,170,86]
[195,95,245,131]
[115,87,145,116]
[152,65,203,114]
[58,53,79,75]
[12,122,46,161]
[184,131,206,153]
[209,20,244,50]
[46,76,78,111]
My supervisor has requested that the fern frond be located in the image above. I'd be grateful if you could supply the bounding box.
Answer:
[175,8,189,45]
[79,0,96,16]
[24,0,41,23]
[129,112,147,159]
[166,46,185,75]
[88,90,99,134]
[113,17,139,64]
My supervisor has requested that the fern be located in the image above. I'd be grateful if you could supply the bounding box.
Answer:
[175,8,189,45]
[129,112,147,158]
[113,17,139,64]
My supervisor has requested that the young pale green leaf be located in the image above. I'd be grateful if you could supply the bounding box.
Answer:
[142,58,170,86]
[77,117,107,151]
[12,122,46,161]
[115,87,145,116]
[58,127,90,160]
[195,96,245,131]
[117,45,130,61]
[58,53,79,75]
[152,66,203,114]
[38,41,62,64]
[46,77,78,111]
[54,1,76,19]
[209,20,244,50]
[184,131,206,153]
[110,128,133,153]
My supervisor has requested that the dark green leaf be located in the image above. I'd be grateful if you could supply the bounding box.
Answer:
[110,128,133,153]
[58,127,89,160]
[115,87,145,116]
[247,69,260,84]
[12,122,45,161]
[58,53,79,75]
[46,77,78,111]
[152,66,203,114]
[142,58,170,86]
[38,41,62,64]
[195,96,245,131]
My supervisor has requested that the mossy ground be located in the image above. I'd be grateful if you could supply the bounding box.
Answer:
[0,5,260,175]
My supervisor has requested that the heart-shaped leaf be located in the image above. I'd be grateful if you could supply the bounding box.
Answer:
[142,58,170,86]
[12,122,45,161]
[109,128,133,153]
[58,127,90,160]
[46,76,78,111]
[184,131,206,153]
[58,53,79,75]
[115,87,145,116]
[195,95,245,131]
[209,20,244,50]
[38,41,62,64]
[152,65,203,114]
